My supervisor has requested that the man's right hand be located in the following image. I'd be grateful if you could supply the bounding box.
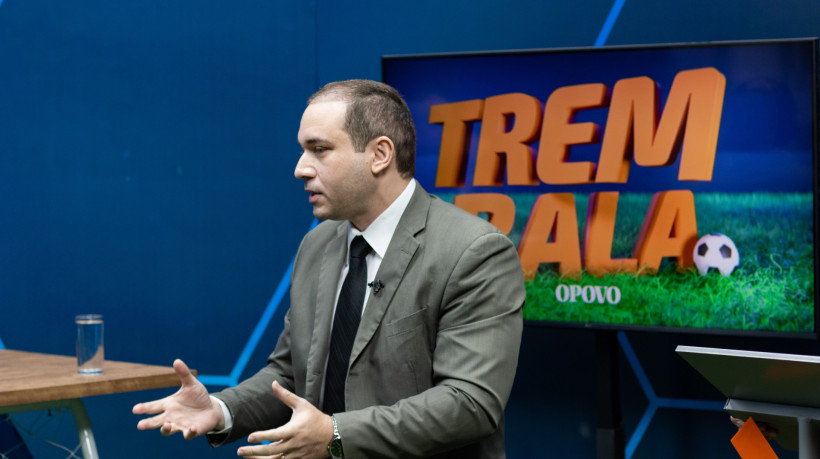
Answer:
[132,359,224,440]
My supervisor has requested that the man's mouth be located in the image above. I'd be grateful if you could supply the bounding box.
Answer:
[306,189,321,203]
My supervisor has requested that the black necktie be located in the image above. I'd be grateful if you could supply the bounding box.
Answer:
[323,235,370,414]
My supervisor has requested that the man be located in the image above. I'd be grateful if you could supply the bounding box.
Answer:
[133,79,525,458]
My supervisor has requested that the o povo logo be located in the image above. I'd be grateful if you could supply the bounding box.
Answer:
[555,284,622,305]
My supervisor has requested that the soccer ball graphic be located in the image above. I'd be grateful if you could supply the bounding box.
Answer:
[693,233,740,276]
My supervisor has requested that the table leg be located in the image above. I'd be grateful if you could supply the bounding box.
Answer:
[65,398,99,459]
[0,398,99,459]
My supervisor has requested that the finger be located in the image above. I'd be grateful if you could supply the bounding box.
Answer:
[136,414,166,431]
[247,428,284,444]
[173,359,199,387]
[156,420,200,440]
[271,380,299,410]
[729,416,744,428]
[183,425,200,440]
[132,398,166,415]
[158,421,193,438]
[159,421,179,436]
[237,444,279,457]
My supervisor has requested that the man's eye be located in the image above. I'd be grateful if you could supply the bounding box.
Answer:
[314,147,326,154]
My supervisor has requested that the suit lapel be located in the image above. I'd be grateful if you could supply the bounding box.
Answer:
[350,185,430,364]
[304,222,347,403]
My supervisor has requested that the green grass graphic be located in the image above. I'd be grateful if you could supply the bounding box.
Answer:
[440,191,814,333]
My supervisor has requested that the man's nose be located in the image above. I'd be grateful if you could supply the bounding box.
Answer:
[294,154,313,179]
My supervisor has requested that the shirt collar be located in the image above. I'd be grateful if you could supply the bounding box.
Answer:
[347,179,416,258]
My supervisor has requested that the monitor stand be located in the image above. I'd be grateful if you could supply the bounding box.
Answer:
[676,345,820,458]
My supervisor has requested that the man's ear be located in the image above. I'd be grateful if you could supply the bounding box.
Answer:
[370,136,395,175]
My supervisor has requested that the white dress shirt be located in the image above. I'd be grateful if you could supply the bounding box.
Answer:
[335,178,416,317]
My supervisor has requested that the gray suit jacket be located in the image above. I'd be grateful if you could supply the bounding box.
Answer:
[212,184,525,458]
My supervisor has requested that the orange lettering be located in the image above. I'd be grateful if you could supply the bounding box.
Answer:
[584,192,638,275]
[597,68,726,183]
[537,83,607,185]
[518,193,582,279]
[474,93,541,186]
[429,99,484,187]
[633,190,698,272]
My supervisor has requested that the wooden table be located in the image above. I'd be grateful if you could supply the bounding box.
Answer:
[0,349,185,459]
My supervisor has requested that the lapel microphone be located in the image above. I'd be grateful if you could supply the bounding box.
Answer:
[368,279,384,295]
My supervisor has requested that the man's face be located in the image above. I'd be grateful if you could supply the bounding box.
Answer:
[295,101,372,227]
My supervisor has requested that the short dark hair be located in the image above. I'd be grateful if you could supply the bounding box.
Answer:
[309,80,416,178]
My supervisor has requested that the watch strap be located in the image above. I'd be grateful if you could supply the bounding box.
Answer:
[327,415,344,458]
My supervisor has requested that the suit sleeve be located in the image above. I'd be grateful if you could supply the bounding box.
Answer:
[206,286,299,445]
[335,231,525,457]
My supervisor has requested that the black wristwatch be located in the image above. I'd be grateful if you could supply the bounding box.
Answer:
[327,415,344,458]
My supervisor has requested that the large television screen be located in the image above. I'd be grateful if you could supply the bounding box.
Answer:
[383,39,819,337]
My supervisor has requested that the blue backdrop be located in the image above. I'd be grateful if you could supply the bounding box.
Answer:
[1,0,819,457]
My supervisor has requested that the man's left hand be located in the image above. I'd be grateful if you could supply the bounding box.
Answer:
[237,381,334,459]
